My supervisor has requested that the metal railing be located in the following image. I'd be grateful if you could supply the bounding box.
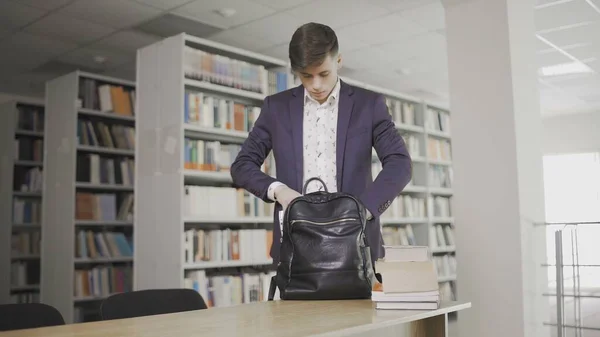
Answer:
[537,221,600,337]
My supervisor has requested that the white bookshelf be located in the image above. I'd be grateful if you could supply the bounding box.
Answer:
[339,77,457,303]
[135,33,291,308]
[0,99,45,305]
[423,104,456,303]
[41,71,136,323]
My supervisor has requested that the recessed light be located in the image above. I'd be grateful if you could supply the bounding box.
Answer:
[534,0,576,10]
[215,8,236,18]
[539,61,593,76]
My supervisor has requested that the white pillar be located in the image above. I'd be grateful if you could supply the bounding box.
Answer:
[443,0,550,336]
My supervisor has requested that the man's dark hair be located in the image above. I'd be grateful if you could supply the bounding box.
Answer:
[289,22,339,72]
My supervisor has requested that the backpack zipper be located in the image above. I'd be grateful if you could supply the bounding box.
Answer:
[290,218,359,226]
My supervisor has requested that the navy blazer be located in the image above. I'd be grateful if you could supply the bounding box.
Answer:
[230,80,412,264]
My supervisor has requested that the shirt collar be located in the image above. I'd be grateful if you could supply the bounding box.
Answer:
[304,77,341,106]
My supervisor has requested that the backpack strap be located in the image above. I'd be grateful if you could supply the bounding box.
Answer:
[268,275,277,301]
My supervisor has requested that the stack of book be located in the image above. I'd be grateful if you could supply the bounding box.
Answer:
[371,245,440,310]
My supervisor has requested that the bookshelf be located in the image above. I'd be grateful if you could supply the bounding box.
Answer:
[0,99,45,305]
[41,71,136,323]
[135,33,292,307]
[424,104,455,305]
[339,77,457,304]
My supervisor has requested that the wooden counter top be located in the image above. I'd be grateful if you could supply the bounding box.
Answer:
[0,300,471,337]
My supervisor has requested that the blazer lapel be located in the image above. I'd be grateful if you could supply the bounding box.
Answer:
[289,85,304,192]
[336,81,354,191]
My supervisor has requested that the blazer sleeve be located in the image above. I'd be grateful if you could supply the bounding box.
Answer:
[230,96,278,202]
[358,93,412,218]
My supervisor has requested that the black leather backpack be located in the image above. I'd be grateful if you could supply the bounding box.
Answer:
[268,177,376,300]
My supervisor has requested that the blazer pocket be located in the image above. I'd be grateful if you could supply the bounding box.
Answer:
[346,126,368,139]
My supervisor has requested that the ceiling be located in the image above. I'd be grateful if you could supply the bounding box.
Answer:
[0,0,598,116]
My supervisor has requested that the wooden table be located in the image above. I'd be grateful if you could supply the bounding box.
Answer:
[0,300,471,337]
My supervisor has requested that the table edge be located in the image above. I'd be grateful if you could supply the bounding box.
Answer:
[309,301,472,337]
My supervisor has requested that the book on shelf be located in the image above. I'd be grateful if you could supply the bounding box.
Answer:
[183,46,289,95]
[402,134,422,158]
[13,167,43,193]
[184,270,276,308]
[14,138,43,162]
[184,139,240,171]
[429,224,455,248]
[75,192,134,222]
[75,230,133,260]
[11,288,40,304]
[372,245,440,310]
[183,186,274,219]
[428,165,453,189]
[385,97,417,126]
[439,281,455,302]
[77,119,135,151]
[74,265,132,299]
[380,194,426,219]
[11,261,40,289]
[425,108,450,134]
[183,228,272,264]
[429,196,452,218]
[381,226,416,246]
[97,84,135,116]
[184,91,261,132]
[427,138,451,161]
[76,154,134,186]
[13,197,41,224]
[373,134,421,162]
[12,231,41,257]
[78,77,136,116]
[433,254,457,280]
[15,103,44,132]
[184,139,275,177]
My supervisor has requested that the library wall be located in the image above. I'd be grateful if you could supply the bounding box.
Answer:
[542,111,600,155]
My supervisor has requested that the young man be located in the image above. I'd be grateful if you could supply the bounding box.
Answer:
[230,22,412,265]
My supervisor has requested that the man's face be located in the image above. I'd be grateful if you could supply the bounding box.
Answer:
[297,53,341,104]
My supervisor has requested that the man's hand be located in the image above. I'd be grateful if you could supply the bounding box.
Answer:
[274,185,301,211]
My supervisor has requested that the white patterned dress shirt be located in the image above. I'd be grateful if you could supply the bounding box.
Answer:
[301,78,341,194]
[268,77,341,199]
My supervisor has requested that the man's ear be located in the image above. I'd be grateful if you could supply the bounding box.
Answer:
[337,53,342,70]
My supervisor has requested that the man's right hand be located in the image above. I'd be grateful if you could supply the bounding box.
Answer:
[274,185,301,211]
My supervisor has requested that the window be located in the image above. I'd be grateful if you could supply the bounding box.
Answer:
[543,152,600,223]
[543,152,600,289]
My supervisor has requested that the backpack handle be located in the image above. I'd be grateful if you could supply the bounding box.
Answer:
[303,177,328,194]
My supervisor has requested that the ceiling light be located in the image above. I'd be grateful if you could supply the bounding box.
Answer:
[539,61,593,76]
[534,0,576,10]
[215,8,236,18]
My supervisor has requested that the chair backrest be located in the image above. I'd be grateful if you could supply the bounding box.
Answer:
[100,288,207,320]
[0,303,65,331]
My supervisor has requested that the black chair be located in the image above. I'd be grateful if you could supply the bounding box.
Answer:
[0,303,65,331]
[100,288,207,320]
